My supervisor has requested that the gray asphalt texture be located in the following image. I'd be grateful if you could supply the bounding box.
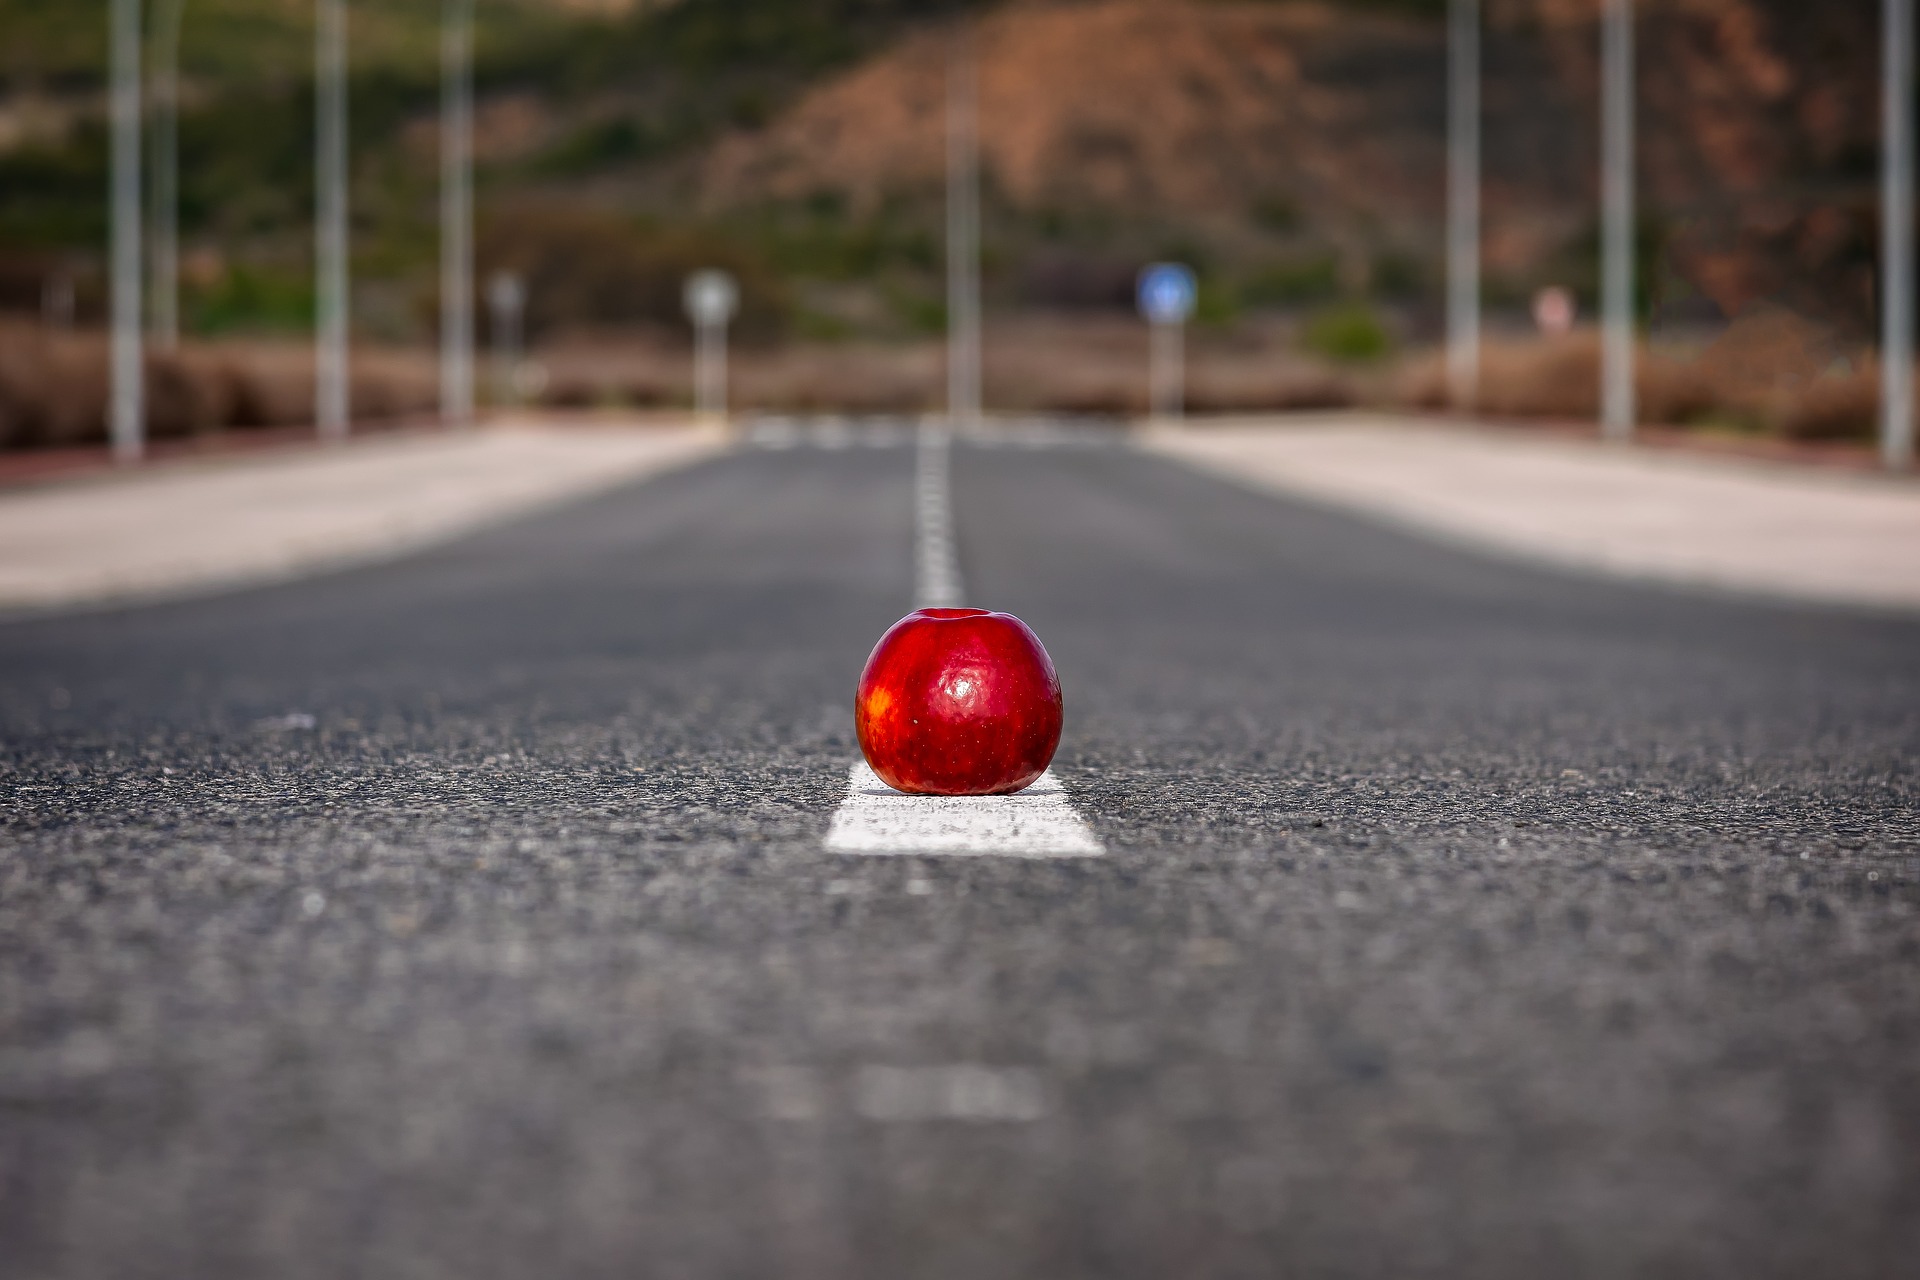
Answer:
[2,424,1917,1279]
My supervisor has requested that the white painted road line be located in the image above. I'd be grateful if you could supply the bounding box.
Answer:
[738,415,1112,452]
[852,1065,1045,1122]
[823,761,1103,857]
[914,423,965,608]
[741,1062,1047,1123]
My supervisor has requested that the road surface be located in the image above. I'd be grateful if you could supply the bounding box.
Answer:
[2,420,1916,1278]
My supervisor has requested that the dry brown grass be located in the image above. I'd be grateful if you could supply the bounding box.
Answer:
[0,321,437,450]
[1397,317,1884,443]
[0,312,1889,449]
[527,315,1360,417]
[1777,361,1879,441]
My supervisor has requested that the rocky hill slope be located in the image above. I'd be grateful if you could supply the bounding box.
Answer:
[700,0,1881,334]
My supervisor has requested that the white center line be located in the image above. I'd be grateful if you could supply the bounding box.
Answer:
[824,760,1103,857]
[915,423,965,609]
[852,1064,1045,1122]
[824,423,1106,858]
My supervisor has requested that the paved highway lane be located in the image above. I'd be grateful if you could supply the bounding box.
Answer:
[3,425,1918,1278]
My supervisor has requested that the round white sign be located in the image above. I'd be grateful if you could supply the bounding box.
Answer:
[487,271,524,316]
[684,269,739,328]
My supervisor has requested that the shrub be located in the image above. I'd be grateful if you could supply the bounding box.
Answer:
[1240,255,1340,308]
[477,206,788,341]
[1303,303,1390,363]
[186,264,314,336]
[0,320,435,450]
[1779,363,1876,441]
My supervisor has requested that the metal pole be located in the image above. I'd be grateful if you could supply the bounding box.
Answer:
[946,25,981,431]
[694,321,718,419]
[1159,320,1175,420]
[1150,320,1184,422]
[315,0,349,441]
[488,272,523,406]
[1600,0,1636,442]
[1149,324,1160,417]
[110,0,144,462]
[152,0,186,349]
[441,0,474,427]
[694,322,709,417]
[1884,0,1914,469]
[1446,0,1480,411]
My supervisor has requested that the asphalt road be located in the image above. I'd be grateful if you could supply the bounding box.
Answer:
[2,424,1917,1279]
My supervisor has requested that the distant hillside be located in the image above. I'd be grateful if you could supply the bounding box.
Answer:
[0,0,1889,346]
[699,0,1881,335]
[702,3,1449,251]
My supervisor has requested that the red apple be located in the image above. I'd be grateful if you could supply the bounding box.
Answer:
[856,608,1064,795]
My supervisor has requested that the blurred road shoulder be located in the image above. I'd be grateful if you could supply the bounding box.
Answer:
[0,416,725,612]
[1144,413,1920,611]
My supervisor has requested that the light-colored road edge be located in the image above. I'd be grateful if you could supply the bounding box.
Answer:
[1141,413,1920,612]
[0,419,727,613]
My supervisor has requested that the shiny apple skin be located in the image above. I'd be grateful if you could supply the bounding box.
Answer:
[856,608,1064,796]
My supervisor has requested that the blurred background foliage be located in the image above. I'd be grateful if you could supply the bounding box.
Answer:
[0,0,995,337]
[0,0,1893,414]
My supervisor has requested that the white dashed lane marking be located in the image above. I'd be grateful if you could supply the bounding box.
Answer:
[823,761,1103,858]
[741,1063,1046,1123]
[852,1064,1045,1122]
[914,425,964,609]
[737,414,1116,452]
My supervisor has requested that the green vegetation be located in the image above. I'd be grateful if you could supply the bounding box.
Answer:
[1539,213,1670,324]
[0,0,1002,337]
[1240,255,1341,308]
[1194,276,1238,327]
[1249,195,1302,236]
[739,198,939,282]
[186,263,313,334]
[477,206,787,341]
[792,308,856,341]
[532,119,669,178]
[1302,302,1391,362]
[0,124,109,246]
[0,0,568,88]
[0,0,1447,341]
[1370,250,1424,300]
[531,0,982,90]
[892,290,948,336]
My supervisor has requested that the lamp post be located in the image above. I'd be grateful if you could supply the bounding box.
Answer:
[152,0,187,350]
[1599,0,1636,443]
[442,0,475,428]
[946,24,981,432]
[110,0,144,462]
[1884,0,1914,469]
[1446,0,1480,412]
[315,0,349,441]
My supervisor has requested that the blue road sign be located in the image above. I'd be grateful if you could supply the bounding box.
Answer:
[1137,263,1197,325]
